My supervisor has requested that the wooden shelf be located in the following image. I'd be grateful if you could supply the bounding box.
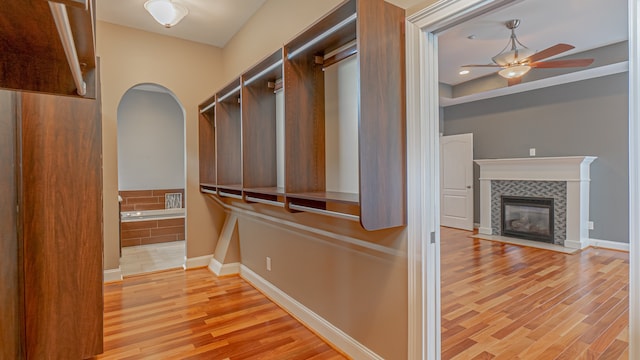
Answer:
[198,0,406,230]
[0,0,97,97]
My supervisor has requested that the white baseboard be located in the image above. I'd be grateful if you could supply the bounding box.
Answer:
[564,239,588,250]
[473,223,481,229]
[208,258,240,276]
[589,238,630,252]
[184,255,213,269]
[240,265,382,360]
[478,227,493,235]
[104,267,123,283]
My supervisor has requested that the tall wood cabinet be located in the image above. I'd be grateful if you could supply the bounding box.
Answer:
[0,0,103,358]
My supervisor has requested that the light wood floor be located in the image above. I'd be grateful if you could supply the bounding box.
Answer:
[441,227,629,359]
[95,269,347,360]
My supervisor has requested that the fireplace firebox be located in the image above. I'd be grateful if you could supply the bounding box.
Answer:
[501,196,554,243]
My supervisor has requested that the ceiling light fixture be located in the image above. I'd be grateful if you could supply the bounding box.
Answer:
[459,70,470,75]
[144,0,188,28]
[498,65,531,79]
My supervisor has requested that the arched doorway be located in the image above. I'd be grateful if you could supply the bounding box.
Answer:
[116,83,187,276]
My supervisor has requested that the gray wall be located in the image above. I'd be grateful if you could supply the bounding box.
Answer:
[117,89,185,190]
[443,72,629,243]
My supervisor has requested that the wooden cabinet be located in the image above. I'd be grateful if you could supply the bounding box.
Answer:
[199,0,405,230]
[199,95,216,189]
[0,1,103,359]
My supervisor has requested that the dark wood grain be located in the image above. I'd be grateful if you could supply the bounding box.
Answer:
[241,49,281,189]
[198,105,216,186]
[287,191,359,205]
[216,80,242,186]
[357,0,406,230]
[0,90,23,360]
[0,0,96,97]
[283,47,326,194]
[20,91,103,358]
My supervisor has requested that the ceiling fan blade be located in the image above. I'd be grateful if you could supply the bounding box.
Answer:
[461,64,502,68]
[507,77,522,86]
[530,59,594,68]
[525,43,575,63]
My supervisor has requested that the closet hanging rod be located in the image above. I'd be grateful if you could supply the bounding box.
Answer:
[323,44,357,69]
[244,60,283,86]
[287,13,357,60]
[201,188,217,196]
[245,196,285,208]
[218,85,241,102]
[199,102,215,113]
[218,191,243,200]
[288,203,359,222]
[49,1,87,96]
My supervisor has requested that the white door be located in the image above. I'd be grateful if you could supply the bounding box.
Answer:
[440,133,474,230]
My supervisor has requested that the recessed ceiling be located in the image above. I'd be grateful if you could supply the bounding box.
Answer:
[438,0,628,86]
[96,0,267,48]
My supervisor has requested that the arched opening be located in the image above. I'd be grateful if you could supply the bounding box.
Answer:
[116,83,187,276]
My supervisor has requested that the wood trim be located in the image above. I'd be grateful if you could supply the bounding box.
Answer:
[0,90,23,360]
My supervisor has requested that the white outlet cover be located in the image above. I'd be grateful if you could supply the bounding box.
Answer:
[529,148,536,156]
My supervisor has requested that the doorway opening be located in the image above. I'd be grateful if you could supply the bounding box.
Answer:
[407,0,636,358]
[116,83,187,276]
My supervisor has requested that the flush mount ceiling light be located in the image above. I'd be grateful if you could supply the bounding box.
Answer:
[144,0,189,28]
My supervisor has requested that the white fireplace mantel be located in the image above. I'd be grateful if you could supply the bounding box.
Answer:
[475,156,597,249]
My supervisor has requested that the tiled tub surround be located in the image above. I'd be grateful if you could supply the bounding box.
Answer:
[119,189,184,212]
[119,189,185,247]
[475,156,596,249]
[121,216,185,247]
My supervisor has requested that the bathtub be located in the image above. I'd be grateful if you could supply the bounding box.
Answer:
[120,208,185,222]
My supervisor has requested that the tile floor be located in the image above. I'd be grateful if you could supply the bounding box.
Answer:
[120,240,185,277]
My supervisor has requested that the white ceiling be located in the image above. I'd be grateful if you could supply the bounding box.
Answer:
[438,0,628,86]
[96,0,267,47]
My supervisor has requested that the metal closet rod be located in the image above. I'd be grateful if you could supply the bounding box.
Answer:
[49,1,87,96]
[200,102,215,113]
[218,85,241,102]
[244,59,283,87]
[287,13,357,60]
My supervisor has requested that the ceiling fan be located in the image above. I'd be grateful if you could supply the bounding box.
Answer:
[463,19,595,86]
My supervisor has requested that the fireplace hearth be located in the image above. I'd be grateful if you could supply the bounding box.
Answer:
[501,196,554,243]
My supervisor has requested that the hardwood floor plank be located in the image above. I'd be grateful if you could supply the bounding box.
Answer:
[95,269,346,360]
[440,227,629,360]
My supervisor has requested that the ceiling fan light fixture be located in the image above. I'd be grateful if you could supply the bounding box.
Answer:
[144,0,188,28]
[498,65,531,79]
[492,48,536,66]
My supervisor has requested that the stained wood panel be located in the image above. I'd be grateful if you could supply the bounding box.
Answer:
[357,0,406,230]
[96,269,347,360]
[0,90,23,359]
[21,92,103,358]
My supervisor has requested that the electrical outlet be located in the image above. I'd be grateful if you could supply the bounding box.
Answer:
[529,148,536,156]
[588,221,594,230]
[266,257,271,271]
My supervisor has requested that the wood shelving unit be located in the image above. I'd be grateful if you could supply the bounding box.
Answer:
[215,79,242,198]
[241,49,285,206]
[198,94,216,192]
[198,0,406,230]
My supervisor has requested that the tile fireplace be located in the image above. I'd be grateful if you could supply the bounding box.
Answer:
[475,156,596,249]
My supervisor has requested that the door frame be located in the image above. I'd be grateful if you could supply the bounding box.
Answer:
[405,0,640,358]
